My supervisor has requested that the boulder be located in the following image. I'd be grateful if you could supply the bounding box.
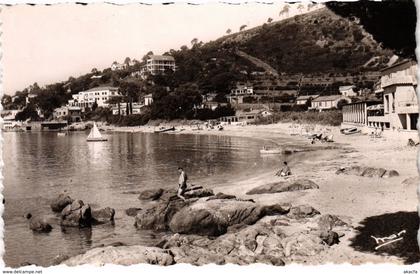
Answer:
[337,166,399,178]
[206,192,237,201]
[184,188,214,199]
[382,170,399,178]
[361,167,386,178]
[91,207,115,225]
[288,205,320,219]
[138,188,164,201]
[162,214,335,265]
[319,230,339,246]
[29,216,52,233]
[62,245,174,266]
[134,198,192,231]
[125,207,142,217]
[317,214,347,231]
[246,179,319,195]
[52,254,70,265]
[163,221,286,265]
[60,200,92,227]
[168,199,287,236]
[50,193,74,213]
[335,166,364,176]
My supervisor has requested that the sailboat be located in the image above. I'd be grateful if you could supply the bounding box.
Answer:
[87,122,107,142]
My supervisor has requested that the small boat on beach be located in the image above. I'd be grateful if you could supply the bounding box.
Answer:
[340,127,361,135]
[154,126,176,133]
[87,123,107,142]
[260,147,282,154]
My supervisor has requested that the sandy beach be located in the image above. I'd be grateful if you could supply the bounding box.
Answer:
[101,121,419,264]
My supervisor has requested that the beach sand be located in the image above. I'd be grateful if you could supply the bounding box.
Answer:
[106,122,419,264]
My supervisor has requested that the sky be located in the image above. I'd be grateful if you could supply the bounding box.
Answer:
[1,2,322,95]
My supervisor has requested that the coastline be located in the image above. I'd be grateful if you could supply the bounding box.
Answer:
[64,121,418,265]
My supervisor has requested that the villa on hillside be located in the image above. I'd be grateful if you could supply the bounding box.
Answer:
[143,55,176,76]
[228,83,254,104]
[296,95,319,105]
[111,62,127,71]
[53,106,82,122]
[68,86,121,110]
[342,59,418,133]
[310,95,351,111]
[339,85,358,97]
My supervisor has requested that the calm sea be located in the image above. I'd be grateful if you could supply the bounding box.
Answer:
[2,131,296,267]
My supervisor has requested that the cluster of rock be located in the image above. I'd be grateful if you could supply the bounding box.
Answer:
[64,186,346,266]
[27,193,115,233]
[246,179,319,195]
[63,184,349,266]
[336,166,399,178]
[134,186,290,236]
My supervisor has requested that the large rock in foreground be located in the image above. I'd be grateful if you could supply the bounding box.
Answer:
[60,200,92,227]
[62,245,174,266]
[135,198,192,231]
[246,179,319,195]
[161,213,344,265]
[50,193,74,213]
[135,189,289,236]
[169,199,265,236]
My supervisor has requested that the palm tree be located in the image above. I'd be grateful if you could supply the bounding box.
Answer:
[226,28,232,34]
[239,24,247,31]
[267,17,273,23]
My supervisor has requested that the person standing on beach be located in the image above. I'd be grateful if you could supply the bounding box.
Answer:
[177,167,188,201]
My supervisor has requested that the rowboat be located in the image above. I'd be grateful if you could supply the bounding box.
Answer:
[340,127,361,135]
[260,147,282,154]
[154,126,175,133]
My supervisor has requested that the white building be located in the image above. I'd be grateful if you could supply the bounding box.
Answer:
[145,55,176,75]
[311,95,351,111]
[231,83,254,96]
[68,86,121,109]
[367,59,418,131]
[111,62,127,71]
[339,85,358,97]
[52,106,82,121]
[53,106,68,120]
[144,94,153,106]
[296,95,319,105]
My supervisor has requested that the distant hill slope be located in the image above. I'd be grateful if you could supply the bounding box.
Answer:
[208,8,393,74]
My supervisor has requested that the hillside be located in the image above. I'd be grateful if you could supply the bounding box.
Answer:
[3,3,415,121]
[205,8,394,74]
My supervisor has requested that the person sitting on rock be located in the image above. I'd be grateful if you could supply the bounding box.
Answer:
[276,161,291,177]
[177,167,188,201]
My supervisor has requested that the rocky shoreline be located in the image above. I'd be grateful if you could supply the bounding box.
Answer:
[60,183,349,266]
